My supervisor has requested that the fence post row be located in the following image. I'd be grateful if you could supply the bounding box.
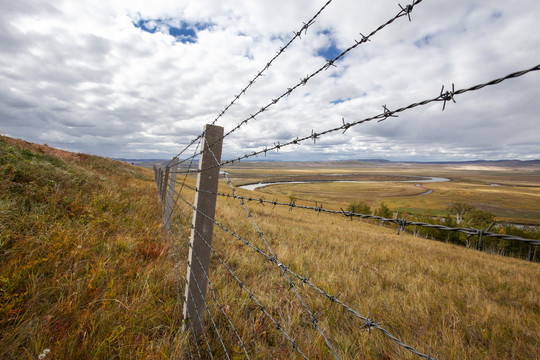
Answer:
[164,157,179,233]
[182,124,224,338]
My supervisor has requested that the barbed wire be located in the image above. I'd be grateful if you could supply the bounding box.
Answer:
[170,63,540,175]
[162,141,252,358]
[172,0,424,169]
[203,137,342,359]
[178,183,540,247]
[168,188,311,359]
[170,178,438,359]
[167,217,222,360]
[168,210,252,359]
[158,58,540,355]
[152,1,540,357]
[167,0,336,167]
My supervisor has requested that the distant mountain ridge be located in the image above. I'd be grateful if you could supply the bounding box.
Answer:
[115,157,540,167]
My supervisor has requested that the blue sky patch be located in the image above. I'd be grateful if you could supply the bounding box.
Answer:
[133,19,212,43]
[414,34,434,48]
[316,30,343,61]
[133,19,158,34]
[330,97,351,105]
[492,11,503,19]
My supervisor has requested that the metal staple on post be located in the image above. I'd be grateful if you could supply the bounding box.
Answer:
[182,124,224,338]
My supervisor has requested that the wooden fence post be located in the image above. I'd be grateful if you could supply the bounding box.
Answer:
[161,165,171,203]
[182,124,224,337]
[164,157,179,233]
[157,168,163,194]
[153,165,158,184]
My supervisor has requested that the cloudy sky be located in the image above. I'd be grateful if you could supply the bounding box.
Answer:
[1,0,539,162]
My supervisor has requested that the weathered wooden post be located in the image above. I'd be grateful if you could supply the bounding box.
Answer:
[164,157,179,233]
[182,124,224,337]
[161,165,171,203]
[153,165,158,184]
[157,168,163,195]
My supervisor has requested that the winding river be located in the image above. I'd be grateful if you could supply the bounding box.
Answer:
[238,176,450,191]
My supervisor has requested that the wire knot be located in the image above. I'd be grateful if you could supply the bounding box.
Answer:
[324,59,337,70]
[360,313,381,333]
[379,104,398,122]
[440,83,456,111]
[311,130,319,144]
[311,313,319,327]
[399,2,415,21]
[342,117,352,133]
[329,293,341,304]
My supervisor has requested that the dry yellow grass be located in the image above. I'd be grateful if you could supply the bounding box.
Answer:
[2,137,539,359]
[168,177,540,359]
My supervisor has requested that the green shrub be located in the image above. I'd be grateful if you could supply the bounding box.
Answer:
[346,201,371,215]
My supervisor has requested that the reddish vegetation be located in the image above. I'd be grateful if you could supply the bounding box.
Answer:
[2,136,97,162]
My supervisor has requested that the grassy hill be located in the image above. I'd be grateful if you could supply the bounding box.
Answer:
[1,136,539,359]
[0,136,182,358]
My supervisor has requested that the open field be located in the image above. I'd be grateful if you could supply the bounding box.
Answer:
[2,137,539,359]
[173,172,540,359]
[223,160,540,224]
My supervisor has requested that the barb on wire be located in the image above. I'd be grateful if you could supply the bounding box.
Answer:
[440,83,456,111]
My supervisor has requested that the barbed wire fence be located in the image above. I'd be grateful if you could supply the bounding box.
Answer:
[152,1,540,358]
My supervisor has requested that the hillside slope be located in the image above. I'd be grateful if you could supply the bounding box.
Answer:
[0,136,183,359]
[1,136,539,359]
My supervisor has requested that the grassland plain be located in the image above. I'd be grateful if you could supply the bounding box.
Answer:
[225,161,540,224]
[1,136,539,359]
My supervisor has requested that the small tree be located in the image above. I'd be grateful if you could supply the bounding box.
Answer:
[447,202,474,225]
[346,201,371,215]
[374,202,392,219]
[466,208,495,228]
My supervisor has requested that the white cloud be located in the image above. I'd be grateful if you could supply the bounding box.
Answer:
[0,0,539,162]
